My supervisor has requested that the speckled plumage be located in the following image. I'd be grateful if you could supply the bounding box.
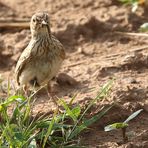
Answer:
[15,12,65,89]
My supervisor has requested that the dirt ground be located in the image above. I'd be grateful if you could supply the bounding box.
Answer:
[0,0,148,147]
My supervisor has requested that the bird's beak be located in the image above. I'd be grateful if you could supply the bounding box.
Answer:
[42,20,48,26]
[41,20,51,35]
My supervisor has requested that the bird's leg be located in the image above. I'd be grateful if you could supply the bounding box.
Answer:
[23,85,29,97]
[47,82,59,109]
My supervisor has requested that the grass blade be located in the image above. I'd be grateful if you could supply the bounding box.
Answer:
[60,99,77,122]
[42,112,56,148]
[104,123,128,131]
[123,109,143,123]
[69,105,113,139]
[67,79,114,140]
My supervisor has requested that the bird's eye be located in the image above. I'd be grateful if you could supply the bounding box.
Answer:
[33,19,36,22]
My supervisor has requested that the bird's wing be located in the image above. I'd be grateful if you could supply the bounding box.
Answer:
[15,47,32,85]
[51,35,66,60]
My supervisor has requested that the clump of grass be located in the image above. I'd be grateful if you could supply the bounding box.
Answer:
[0,79,113,147]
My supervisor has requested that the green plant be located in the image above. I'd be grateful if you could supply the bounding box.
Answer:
[118,0,148,32]
[139,22,148,32]
[0,80,114,147]
[118,0,145,12]
[104,109,143,142]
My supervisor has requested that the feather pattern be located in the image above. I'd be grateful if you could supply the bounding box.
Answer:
[15,12,65,88]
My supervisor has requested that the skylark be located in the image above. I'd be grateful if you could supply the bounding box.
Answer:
[15,12,65,105]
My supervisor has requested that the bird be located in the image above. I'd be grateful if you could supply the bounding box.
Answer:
[15,12,65,106]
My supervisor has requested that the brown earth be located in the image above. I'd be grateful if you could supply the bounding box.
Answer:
[0,0,148,147]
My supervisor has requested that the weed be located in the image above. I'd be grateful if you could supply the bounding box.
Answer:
[0,80,114,147]
[104,109,143,142]
[118,0,145,12]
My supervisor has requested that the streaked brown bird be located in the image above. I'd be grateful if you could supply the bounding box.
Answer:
[15,12,65,106]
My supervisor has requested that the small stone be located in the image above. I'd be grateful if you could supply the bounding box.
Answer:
[129,78,137,84]
[144,104,148,112]
[57,73,78,86]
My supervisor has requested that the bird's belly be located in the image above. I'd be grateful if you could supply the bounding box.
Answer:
[19,58,63,86]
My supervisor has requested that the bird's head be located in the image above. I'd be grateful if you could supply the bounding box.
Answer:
[30,12,51,37]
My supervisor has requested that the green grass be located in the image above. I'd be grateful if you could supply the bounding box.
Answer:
[118,0,144,12]
[0,79,113,147]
